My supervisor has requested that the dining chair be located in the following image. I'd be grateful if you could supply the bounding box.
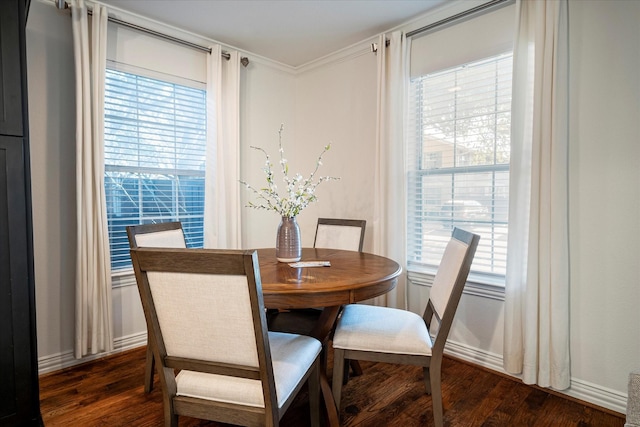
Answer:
[129,247,322,427]
[268,217,366,327]
[313,218,366,252]
[267,218,365,332]
[331,227,480,427]
[126,221,187,393]
[268,218,366,380]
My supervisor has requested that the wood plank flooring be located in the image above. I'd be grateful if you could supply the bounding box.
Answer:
[39,346,625,426]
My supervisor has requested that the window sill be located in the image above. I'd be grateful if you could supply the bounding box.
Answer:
[407,265,505,301]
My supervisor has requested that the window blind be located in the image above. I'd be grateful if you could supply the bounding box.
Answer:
[407,52,513,281]
[104,68,207,271]
[106,23,206,84]
[410,3,515,78]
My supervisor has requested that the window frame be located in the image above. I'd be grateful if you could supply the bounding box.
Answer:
[406,52,513,295]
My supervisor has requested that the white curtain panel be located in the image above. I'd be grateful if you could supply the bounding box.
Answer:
[504,0,570,389]
[71,0,113,358]
[204,46,242,249]
[372,31,409,309]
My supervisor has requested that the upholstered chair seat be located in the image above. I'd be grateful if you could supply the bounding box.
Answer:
[177,332,320,408]
[332,305,433,356]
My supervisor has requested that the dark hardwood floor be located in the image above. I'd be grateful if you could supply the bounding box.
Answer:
[39,346,624,426]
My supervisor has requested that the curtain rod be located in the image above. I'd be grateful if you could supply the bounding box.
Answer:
[406,0,513,38]
[57,1,250,67]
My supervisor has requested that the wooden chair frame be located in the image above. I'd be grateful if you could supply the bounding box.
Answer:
[130,247,320,427]
[331,227,480,427]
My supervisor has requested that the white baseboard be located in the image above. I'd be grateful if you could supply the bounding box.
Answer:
[564,378,628,415]
[38,332,147,375]
[444,339,628,415]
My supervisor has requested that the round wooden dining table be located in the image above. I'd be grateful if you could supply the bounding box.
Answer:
[256,247,402,427]
[257,247,401,307]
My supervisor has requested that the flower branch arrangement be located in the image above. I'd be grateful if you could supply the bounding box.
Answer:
[240,124,340,218]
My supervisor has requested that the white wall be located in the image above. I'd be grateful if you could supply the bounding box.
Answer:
[26,0,77,369]
[25,0,639,416]
[293,48,378,248]
[240,60,297,249]
[567,0,640,399]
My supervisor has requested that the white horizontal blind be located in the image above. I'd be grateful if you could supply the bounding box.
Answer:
[104,68,207,271]
[407,52,512,281]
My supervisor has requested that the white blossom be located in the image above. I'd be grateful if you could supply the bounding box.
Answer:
[239,125,340,218]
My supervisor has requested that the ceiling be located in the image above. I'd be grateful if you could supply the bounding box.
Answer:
[98,0,446,67]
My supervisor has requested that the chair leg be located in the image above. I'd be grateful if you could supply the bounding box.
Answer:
[427,360,444,427]
[423,366,432,394]
[320,343,329,374]
[144,342,155,393]
[332,348,346,409]
[165,413,178,427]
[350,359,363,376]
[308,360,321,427]
[164,398,178,427]
[341,359,364,385]
[342,357,350,385]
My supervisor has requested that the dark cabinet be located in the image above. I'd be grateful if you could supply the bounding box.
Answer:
[0,0,42,425]
[0,2,24,137]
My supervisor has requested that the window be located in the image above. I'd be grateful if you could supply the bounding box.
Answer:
[407,52,512,283]
[104,68,207,271]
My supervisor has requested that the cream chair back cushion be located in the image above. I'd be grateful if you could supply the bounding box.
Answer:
[134,229,186,248]
[315,224,362,251]
[429,238,468,319]
[147,271,258,367]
